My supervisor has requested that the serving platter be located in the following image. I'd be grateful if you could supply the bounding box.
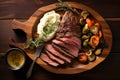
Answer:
[9,2,112,74]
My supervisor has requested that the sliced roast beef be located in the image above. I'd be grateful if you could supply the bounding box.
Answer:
[45,50,65,64]
[58,37,81,49]
[40,11,82,67]
[45,44,71,63]
[40,53,59,67]
[52,43,74,58]
[52,39,79,57]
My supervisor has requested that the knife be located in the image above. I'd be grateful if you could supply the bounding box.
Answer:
[26,46,43,79]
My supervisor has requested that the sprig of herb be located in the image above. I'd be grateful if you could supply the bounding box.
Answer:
[24,37,44,49]
[56,0,79,14]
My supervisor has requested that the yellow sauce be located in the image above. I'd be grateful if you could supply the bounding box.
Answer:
[7,51,25,69]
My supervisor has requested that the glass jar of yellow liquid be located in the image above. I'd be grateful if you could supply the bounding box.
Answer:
[5,48,26,70]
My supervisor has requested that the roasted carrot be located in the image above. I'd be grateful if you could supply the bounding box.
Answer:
[79,53,88,63]
[86,18,94,28]
[89,35,99,47]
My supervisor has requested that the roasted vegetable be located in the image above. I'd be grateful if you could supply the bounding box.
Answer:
[79,18,86,26]
[86,49,92,56]
[81,10,90,19]
[79,52,88,63]
[89,35,100,48]
[81,35,90,40]
[80,10,90,26]
[83,39,89,47]
[80,10,104,64]
[82,24,89,34]
[86,18,94,28]
[88,53,96,62]
[95,48,103,56]
[90,25,99,35]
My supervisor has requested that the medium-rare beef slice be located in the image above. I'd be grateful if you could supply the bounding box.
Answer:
[45,49,65,64]
[52,43,74,58]
[40,53,59,67]
[56,11,81,38]
[52,39,79,57]
[58,37,81,49]
[45,44,71,63]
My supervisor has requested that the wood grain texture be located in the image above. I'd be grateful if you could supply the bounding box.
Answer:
[8,2,112,74]
[0,0,120,19]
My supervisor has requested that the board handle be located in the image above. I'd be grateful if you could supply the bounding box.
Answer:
[12,16,38,36]
[9,16,38,49]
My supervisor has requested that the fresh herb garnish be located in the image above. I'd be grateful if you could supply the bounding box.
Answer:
[56,0,79,14]
[24,37,44,49]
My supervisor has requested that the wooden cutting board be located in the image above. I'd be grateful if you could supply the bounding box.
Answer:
[9,2,112,74]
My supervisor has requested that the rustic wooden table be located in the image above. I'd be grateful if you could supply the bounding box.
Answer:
[0,0,120,80]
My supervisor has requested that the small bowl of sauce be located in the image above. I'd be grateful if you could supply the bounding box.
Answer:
[5,48,26,70]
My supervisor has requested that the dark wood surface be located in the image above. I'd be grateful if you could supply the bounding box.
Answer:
[0,0,120,80]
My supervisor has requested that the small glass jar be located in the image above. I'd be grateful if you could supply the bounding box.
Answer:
[5,48,26,70]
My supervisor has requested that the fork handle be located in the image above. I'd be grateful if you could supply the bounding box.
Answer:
[26,57,37,79]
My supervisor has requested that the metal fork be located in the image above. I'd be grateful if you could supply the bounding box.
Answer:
[26,46,43,79]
